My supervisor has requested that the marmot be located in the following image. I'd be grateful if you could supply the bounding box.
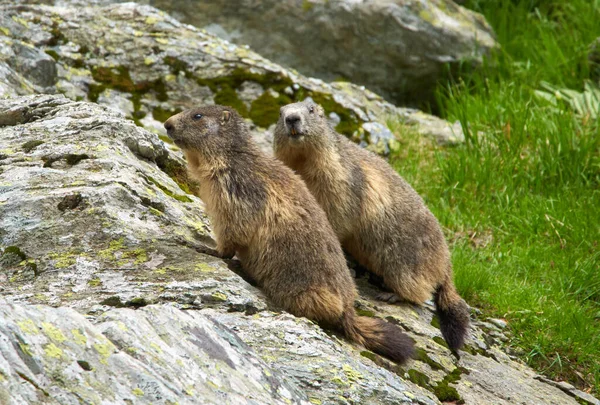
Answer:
[163,105,414,363]
[273,100,470,353]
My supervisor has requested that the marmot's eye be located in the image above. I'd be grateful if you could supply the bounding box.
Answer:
[309,106,315,114]
[193,113,203,120]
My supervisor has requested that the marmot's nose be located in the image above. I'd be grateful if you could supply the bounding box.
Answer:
[285,115,300,126]
[164,120,174,135]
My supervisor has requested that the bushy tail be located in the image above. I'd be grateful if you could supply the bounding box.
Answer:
[434,276,470,353]
[342,311,414,364]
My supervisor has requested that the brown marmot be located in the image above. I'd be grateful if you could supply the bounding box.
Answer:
[273,100,470,353]
[163,105,414,363]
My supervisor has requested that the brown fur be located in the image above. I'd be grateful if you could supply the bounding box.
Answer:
[163,105,414,363]
[273,100,470,353]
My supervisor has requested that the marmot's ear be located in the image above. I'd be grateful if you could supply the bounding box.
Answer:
[221,110,231,125]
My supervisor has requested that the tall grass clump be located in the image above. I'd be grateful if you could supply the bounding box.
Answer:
[391,0,600,393]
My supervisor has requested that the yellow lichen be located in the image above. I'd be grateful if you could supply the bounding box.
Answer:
[145,16,158,24]
[11,16,28,28]
[71,329,87,345]
[132,388,144,397]
[150,342,163,353]
[17,319,39,335]
[0,27,10,36]
[49,252,77,269]
[18,342,32,357]
[309,399,322,405]
[211,292,227,301]
[44,343,63,359]
[93,340,115,364]
[98,238,125,260]
[87,278,102,287]
[42,322,67,343]
[194,263,214,273]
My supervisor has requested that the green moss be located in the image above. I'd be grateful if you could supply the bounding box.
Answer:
[195,68,296,122]
[249,91,292,128]
[430,315,441,329]
[214,85,249,116]
[433,336,449,349]
[302,0,314,11]
[43,154,89,168]
[310,93,361,136]
[126,297,149,308]
[2,246,26,261]
[47,22,66,46]
[100,296,124,307]
[154,157,198,196]
[432,367,468,403]
[360,350,378,362]
[65,154,89,165]
[159,135,174,145]
[152,107,181,123]
[77,360,92,371]
[146,176,192,202]
[23,259,38,276]
[355,309,376,317]
[414,348,443,371]
[88,65,168,123]
[45,50,60,61]
[407,369,431,388]
[163,56,191,77]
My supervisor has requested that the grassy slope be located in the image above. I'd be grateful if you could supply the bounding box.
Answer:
[390,0,600,393]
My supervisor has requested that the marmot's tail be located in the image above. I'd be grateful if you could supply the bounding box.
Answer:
[342,310,414,364]
[434,275,470,353]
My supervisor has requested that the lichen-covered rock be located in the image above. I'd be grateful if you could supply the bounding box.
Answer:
[0,303,310,404]
[137,0,497,105]
[0,95,265,314]
[0,1,463,150]
[0,95,588,404]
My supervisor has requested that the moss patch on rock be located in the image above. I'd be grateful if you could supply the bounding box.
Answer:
[21,140,44,153]
[414,348,443,371]
[146,175,192,203]
[155,156,199,196]
[432,366,469,403]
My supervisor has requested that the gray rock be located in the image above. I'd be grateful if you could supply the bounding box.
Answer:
[0,1,463,151]
[0,94,589,404]
[0,303,310,404]
[137,0,497,105]
[487,318,508,330]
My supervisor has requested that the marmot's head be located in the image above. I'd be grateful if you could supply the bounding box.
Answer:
[164,105,248,158]
[274,100,330,150]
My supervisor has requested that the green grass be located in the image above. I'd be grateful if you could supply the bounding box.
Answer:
[390,0,600,393]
